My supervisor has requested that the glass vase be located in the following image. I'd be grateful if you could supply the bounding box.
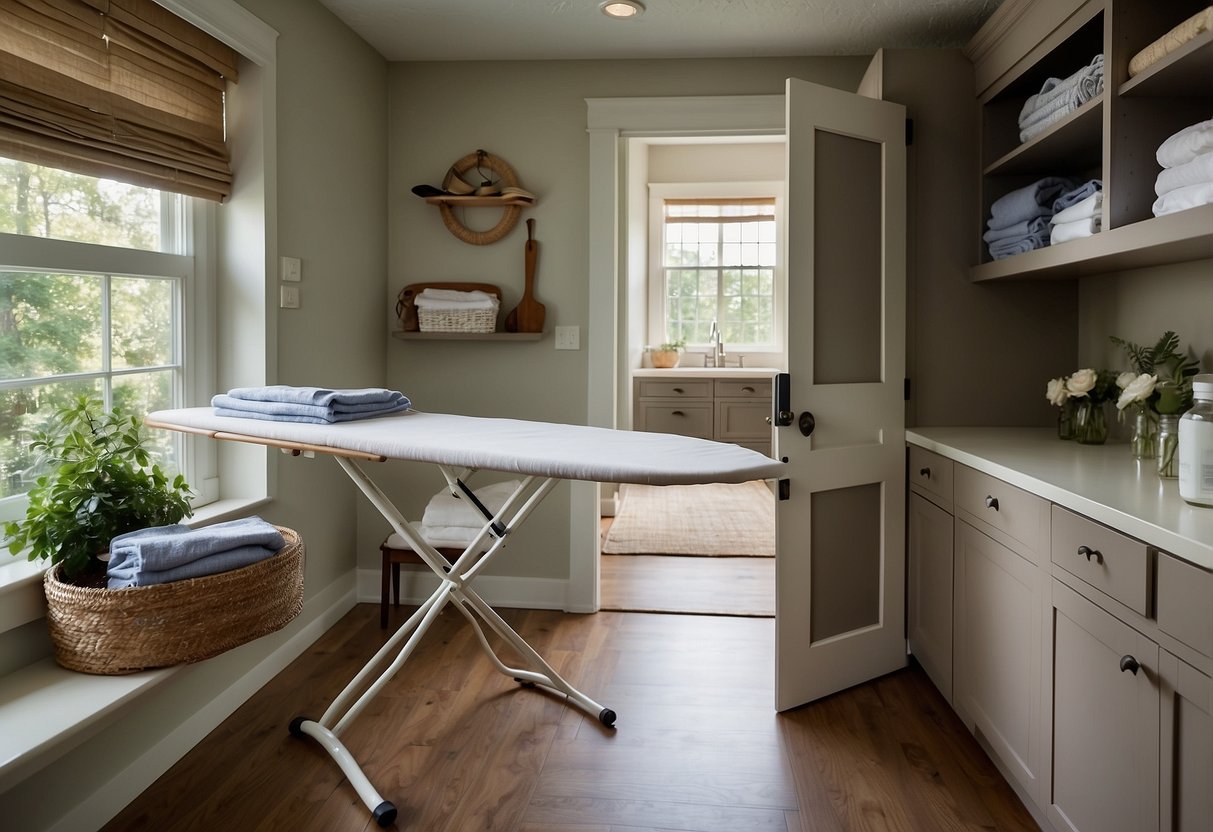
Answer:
[1057,399,1077,440]
[1129,407,1157,460]
[1074,399,1107,445]
[1157,414,1180,478]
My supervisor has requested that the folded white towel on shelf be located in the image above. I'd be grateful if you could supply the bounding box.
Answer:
[414,288,498,310]
[1152,180,1213,217]
[422,479,524,528]
[1050,216,1102,244]
[1155,150,1213,195]
[1052,192,1103,224]
[1157,118,1213,169]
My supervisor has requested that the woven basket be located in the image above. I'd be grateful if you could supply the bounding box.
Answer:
[418,306,497,333]
[43,526,305,675]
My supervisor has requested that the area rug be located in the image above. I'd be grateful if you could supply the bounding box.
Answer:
[601,481,775,557]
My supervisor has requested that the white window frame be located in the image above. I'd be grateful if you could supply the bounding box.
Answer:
[647,181,786,358]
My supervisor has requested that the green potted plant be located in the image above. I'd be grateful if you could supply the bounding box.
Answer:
[3,395,193,586]
[649,338,686,369]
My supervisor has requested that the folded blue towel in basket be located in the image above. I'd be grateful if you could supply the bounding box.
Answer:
[213,386,410,424]
[107,516,285,589]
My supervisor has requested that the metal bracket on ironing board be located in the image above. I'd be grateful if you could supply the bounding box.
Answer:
[288,457,616,827]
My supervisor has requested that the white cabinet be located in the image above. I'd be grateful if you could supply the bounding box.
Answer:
[908,446,955,702]
[633,375,772,456]
[1158,651,1213,832]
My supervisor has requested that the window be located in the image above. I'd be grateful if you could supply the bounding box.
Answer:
[649,183,783,353]
[0,156,204,521]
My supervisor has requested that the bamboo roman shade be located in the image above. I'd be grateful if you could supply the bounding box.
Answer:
[0,0,239,201]
[664,197,776,223]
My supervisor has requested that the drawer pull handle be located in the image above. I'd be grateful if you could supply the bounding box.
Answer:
[1077,545,1103,564]
[671,410,685,417]
[672,387,684,394]
[741,386,756,393]
[1119,655,1140,675]
[984,495,999,511]
[919,467,931,478]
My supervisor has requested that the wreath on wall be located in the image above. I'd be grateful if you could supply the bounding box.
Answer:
[412,150,535,245]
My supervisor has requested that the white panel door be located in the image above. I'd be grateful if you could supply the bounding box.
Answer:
[775,78,907,710]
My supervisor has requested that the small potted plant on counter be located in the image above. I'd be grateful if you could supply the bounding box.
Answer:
[649,338,686,369]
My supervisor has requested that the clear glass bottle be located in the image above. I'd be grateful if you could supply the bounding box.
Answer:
[1157,414,1181,479]
[1129,407,1157,459]
[1179,374,1213,506]
[1074,399,1107,445]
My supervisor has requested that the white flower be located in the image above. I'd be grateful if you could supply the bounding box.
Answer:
[1066,368,1097,398]
[1116,373,1157,410]
[1046,377,1069,407]
[1116,371,1136,390]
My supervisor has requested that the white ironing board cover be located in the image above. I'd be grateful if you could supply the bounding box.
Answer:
[147,408,786,485]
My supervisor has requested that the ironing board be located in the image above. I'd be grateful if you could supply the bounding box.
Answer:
[146,407,785,827]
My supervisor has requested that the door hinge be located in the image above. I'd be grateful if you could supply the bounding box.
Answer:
[905,118,914,146]
[778,479,791,501]
[904,377,911,401]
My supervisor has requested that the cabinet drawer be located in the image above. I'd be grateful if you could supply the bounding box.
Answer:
[1051,506,1151,617]
[637,380,712,399]
[635,402,713,439]
[909,446,953,511]
[1157,553,1213,658]
[714,379,772,399]
[954,465,1048,559]
[715,400,770,441]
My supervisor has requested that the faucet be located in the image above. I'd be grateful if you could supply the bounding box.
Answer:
[707,319,726,368]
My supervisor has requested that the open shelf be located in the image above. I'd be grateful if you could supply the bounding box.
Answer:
[970,203,1213,281]
[982,96,1104,176]
[392,330,543,341]
[422,194,536,208]
[1119,28,1213,98]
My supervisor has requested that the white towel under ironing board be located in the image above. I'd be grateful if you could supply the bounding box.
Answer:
[145,406,784,828]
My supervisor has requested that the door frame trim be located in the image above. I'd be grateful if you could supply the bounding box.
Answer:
[574,95,785,612]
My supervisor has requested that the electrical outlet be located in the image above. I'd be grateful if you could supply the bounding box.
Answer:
[280,285,300,309]
[280,256,301,282]
[555,325,580,350]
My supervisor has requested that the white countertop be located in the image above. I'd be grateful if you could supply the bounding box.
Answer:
[632,367,781,378]
[908,427,1213,570]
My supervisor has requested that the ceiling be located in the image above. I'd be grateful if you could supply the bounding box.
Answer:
[316,0,1006,62]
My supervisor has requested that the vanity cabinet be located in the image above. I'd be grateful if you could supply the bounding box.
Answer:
[633,375,773,456]
[965,0,1213,281]
[908,447,955,700]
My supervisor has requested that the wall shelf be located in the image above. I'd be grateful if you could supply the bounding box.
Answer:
[982,96,1103,176]
[422,194,536,208]
[1118,29,1213,98]
[392,330,543,341]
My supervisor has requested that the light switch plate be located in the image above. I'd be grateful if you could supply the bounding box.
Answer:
[280,285,300,309]
[280,256,301,282]
[555,325,580,350]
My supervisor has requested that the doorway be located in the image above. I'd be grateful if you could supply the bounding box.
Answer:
[598,132,786,618]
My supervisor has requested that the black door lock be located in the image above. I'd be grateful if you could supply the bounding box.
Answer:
[798,411,816,437]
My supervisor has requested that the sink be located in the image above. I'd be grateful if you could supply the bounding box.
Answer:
[633,366,781,376]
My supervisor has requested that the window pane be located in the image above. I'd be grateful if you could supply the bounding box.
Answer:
[113,371,179,471]
[0,271,103,380]
[111,277,174,370]
[0,380,102,499]
[0,157,166,251]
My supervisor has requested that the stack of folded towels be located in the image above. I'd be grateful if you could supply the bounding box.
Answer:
[387,480,523,553]
[1128,7,1213,78]
[1050,179,1103,244]
[212,386,410,423]
[107,516,284,589]
[984,176,1074,259]
[1017,54,1104,144]
[1153,117,1213,218]
[414,289,499,314]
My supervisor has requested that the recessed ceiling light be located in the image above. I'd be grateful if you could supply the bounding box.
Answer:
[600,0,645,19]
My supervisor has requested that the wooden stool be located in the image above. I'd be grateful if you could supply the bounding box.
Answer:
[380,535,464,628]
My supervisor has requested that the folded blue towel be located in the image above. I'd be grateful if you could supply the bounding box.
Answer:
[982,216,1050,244]
[108,544,281,588]
[988,177,1074,229]
[1053,179,1102,213]
[107,516,285,588]
[225,386,406,408]
[988,232,1049,260]
[211,393,410,423]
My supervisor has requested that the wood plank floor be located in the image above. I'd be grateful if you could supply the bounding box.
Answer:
[105,604,1038,832]
[600,554,775,616]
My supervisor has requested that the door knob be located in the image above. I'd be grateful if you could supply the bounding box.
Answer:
[798,411,815,437]
[1119,655,1140,675]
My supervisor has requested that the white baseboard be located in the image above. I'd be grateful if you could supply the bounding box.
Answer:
[48,574,358,832]
[356,567,570,611]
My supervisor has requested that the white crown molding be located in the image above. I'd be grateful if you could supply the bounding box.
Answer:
[154,0,278,67]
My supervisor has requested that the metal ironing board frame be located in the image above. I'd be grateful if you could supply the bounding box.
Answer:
[145,418,615,828]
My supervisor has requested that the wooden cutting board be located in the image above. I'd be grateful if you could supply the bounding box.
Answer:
[396,282,501,332]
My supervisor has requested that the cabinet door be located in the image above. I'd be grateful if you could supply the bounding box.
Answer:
[715,400,770,442]
[1159,651,1213,832]
[908,492,954,701]
[954,521,1044,801]
[1049,580,1159,832]
[634,401,713,439]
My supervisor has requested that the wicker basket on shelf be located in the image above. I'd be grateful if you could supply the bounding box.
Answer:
[42,526,305,675]
[417,306,497,333]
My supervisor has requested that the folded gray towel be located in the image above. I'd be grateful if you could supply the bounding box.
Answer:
[983,216,1050,244]
[211,393,410,423]
[107,516,285,588]
[225,386,406,408]
[1053,179,1103,213]
[989,232,1049,260]
[988,177,1074,229]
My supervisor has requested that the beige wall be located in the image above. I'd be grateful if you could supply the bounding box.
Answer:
[647,142,785,183]
[374,57,870,581]
[1,2,388,829]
